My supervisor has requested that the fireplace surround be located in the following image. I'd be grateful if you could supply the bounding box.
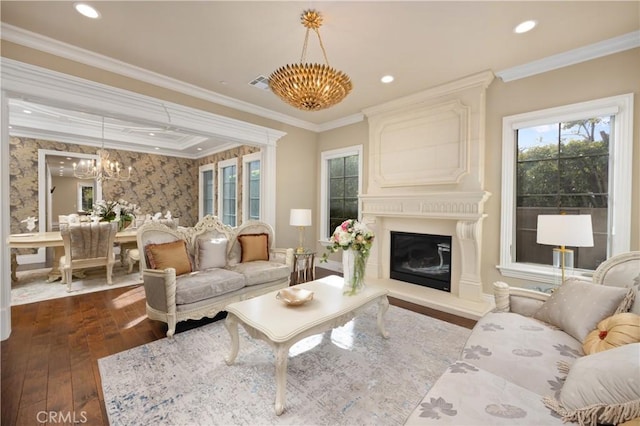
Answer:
[360,71,495,319]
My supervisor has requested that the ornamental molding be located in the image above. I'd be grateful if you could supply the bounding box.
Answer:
[360,191,491,221]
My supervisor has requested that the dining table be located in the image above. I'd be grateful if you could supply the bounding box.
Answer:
[8,229,138,283]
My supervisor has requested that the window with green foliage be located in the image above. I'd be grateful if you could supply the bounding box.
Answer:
[320,146,363,240]
[328,155,359,235]
[516,118,610,270]
[500,94,633,284]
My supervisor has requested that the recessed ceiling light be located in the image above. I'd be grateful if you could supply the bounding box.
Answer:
[74,3,101,19]
[149,133,155,136]
[197,147,203,151]
[60,161,65,164]
[514,20,537,34]
[66,157,72,160]
[381,75,394,84]
[155,147,160,150]
[23,110,32,114]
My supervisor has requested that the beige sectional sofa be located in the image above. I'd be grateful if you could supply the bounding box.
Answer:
[137,215,294,337]
[405,252,640,426]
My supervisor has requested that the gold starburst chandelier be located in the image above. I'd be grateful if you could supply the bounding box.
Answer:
[269,10,352,111]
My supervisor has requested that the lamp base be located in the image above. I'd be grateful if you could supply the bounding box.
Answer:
[552,248,574,269]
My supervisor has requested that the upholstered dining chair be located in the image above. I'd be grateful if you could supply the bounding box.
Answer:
[59,221,118,292]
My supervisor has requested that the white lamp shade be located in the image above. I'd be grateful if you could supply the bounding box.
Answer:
[536,215,594,247]
[289,209,312,227]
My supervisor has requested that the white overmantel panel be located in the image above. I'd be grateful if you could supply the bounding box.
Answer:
[363,70,494,194]
[360,72,494,318]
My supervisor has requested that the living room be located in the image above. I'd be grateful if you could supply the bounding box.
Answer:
[1,2,639,425]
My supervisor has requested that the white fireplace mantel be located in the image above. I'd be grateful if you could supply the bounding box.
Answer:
[360,191,491,221]
[360,72,495,319]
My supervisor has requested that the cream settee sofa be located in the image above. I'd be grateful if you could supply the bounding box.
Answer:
[405,252,640,426]
[137,215,294,337]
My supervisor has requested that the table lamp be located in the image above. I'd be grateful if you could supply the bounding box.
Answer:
[290,209,312,254]
[536,214,594,283]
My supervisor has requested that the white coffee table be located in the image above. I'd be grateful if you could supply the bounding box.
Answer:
[224,275,390,415]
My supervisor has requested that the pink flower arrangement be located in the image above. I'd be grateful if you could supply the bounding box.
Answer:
[322,219,375,260]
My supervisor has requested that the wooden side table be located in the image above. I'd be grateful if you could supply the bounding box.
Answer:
[291,250,315,285]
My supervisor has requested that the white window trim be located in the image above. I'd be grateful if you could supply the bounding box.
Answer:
[242,151,262,222]
[319,145,363,242]
[198,163,215,220]
[218,158,238,227]
[498,93,634,283]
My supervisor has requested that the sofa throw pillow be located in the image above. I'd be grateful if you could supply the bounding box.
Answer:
[542,343,640,426]
[196,237,228,270]
[582,312,640,355]
[533,278,635,342]
[237,233,269,263]
[145,240,192,276]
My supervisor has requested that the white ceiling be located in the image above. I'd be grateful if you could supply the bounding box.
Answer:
[2,1,639,154]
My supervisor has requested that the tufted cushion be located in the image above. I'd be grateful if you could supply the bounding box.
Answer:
[533,279,635,342]
[196,237,228,270]
[582,312,640,355]
[237,233,269,262]
[145,240,192,276]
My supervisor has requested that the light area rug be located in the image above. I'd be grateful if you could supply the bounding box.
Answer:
[99,304,472,425]
[11,263,142,306]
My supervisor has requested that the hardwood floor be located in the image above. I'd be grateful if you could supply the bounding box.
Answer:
[2,269,475,425]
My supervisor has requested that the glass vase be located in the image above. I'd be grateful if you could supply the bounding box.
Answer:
[342,248,367,296]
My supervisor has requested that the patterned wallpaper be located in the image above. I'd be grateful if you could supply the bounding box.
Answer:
[10,136,260,238]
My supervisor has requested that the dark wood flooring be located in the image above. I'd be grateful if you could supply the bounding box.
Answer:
[1,268,475,425]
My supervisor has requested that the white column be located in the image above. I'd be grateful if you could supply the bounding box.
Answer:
[1,90,12,340]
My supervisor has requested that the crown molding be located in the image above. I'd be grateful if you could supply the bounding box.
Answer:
[496,30,640,82]
[317,113,365,132]
[1,58,287,157]
[0,23,323,132]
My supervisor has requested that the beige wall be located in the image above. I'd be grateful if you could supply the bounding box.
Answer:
[482,48,640,291]
[274,125,319,249]
[51,176,82,220]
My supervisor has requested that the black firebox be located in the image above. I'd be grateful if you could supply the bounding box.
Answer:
[390,231,451,292]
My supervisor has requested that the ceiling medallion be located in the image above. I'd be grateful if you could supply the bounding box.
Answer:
[269,9,352,111]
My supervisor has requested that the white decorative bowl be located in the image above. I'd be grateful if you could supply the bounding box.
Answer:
[276,287,314,306]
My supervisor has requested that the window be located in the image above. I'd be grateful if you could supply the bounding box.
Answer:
[218,158,237,227]
[243,152,261,221]
[499,94,633,283]
[320,145,363,239]
[199,164,215,219]
[77,183,94,212]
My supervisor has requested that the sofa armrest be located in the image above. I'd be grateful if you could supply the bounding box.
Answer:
[493,281,550,317]
[142,267,177,313]
[270,248,295,272]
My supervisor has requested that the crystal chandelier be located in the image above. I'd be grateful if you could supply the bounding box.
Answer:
[269,9,352,111]
[73,117,132,182]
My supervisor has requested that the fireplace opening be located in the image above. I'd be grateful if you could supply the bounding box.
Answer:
[390,231,451,292]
